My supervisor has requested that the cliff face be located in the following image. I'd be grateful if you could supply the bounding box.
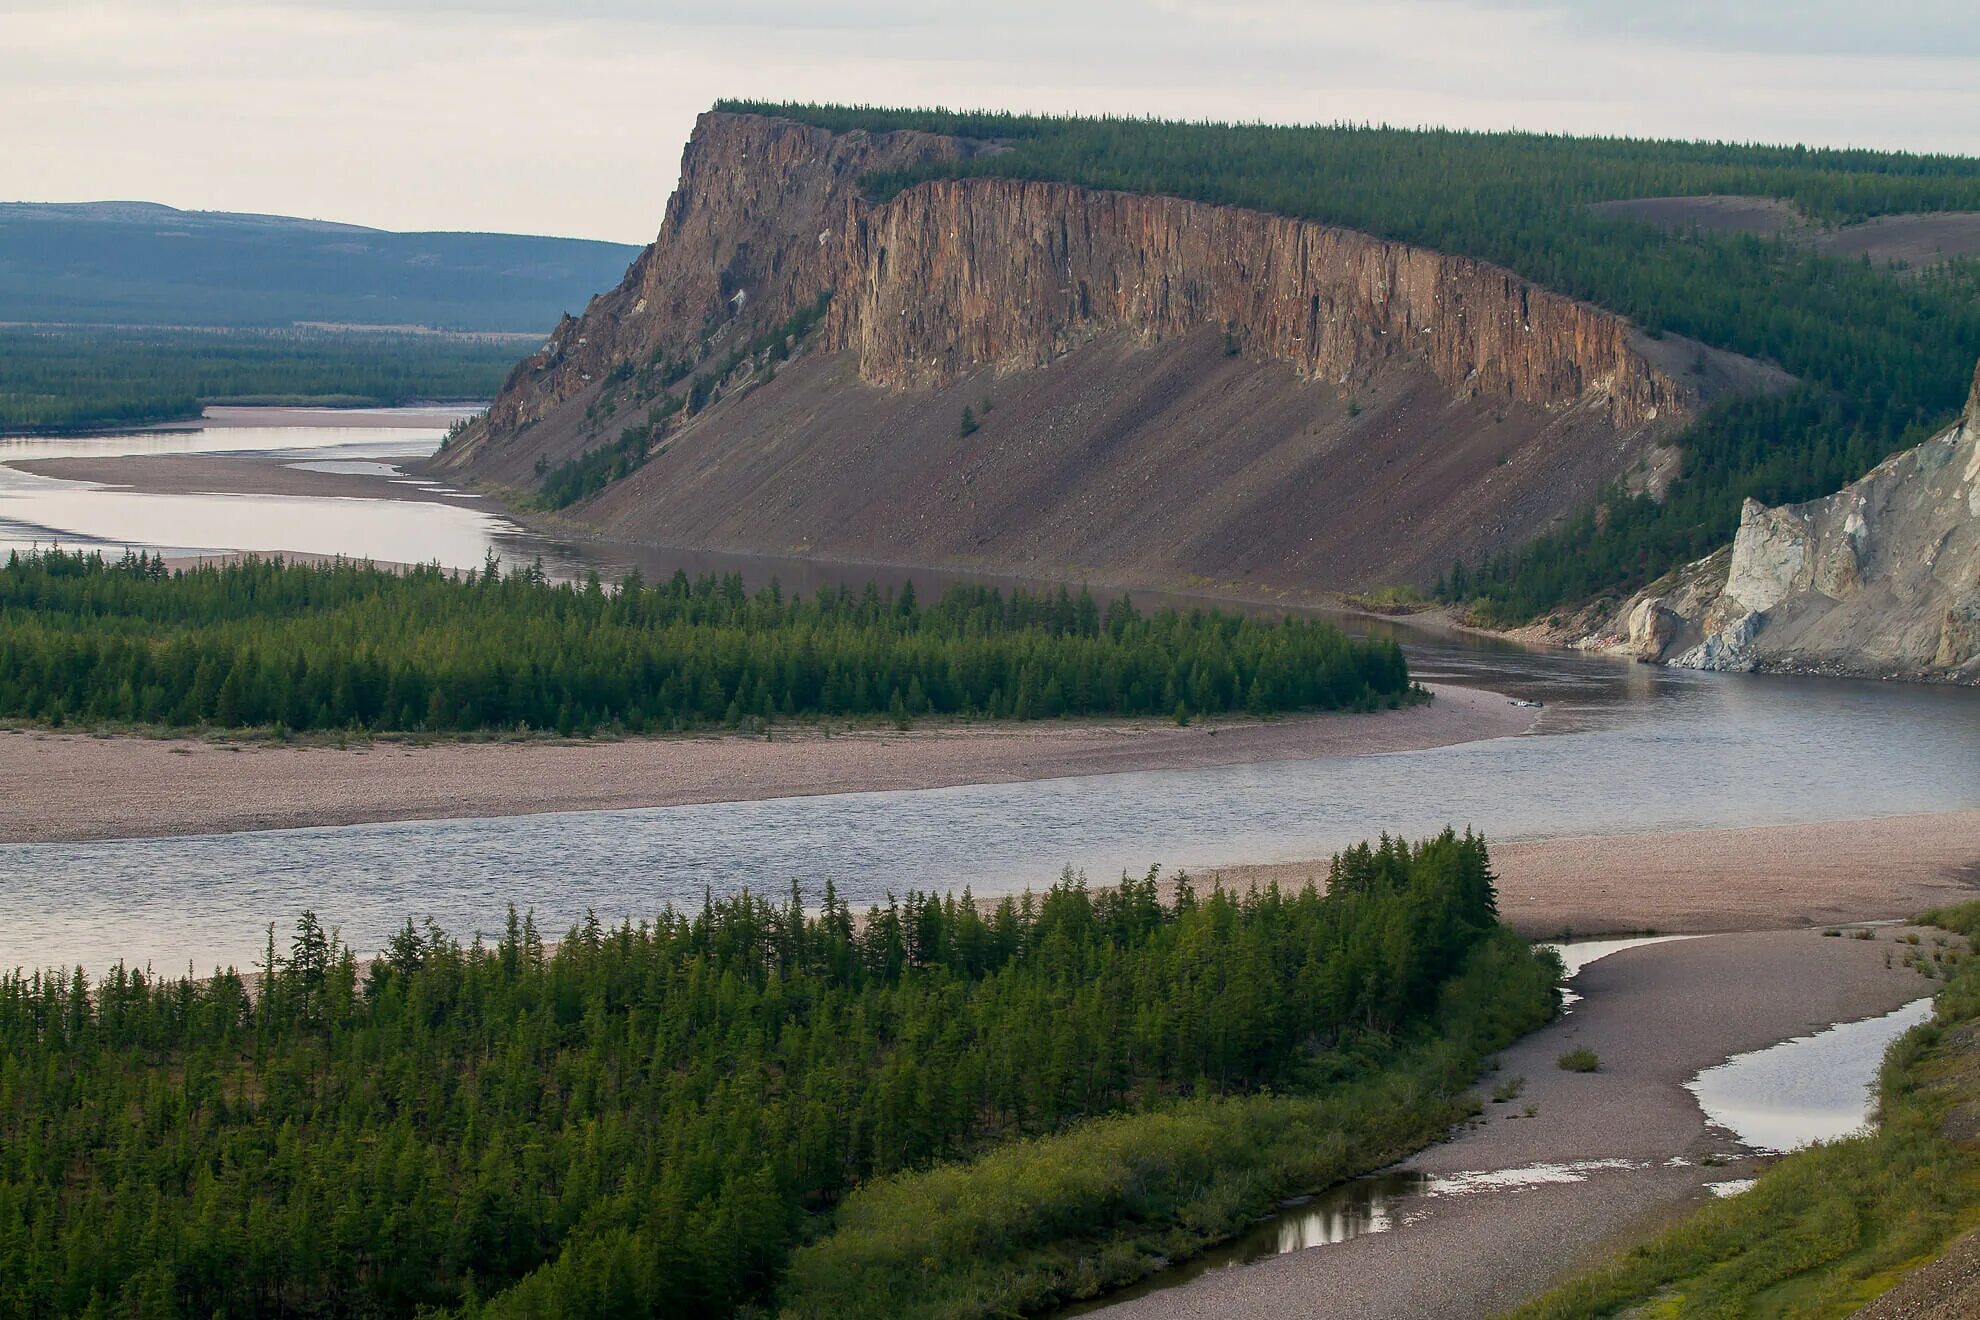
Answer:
[830,178,1686,427]
[1573,359,1980,683]
[465,112,1694,447]
[440,111,1771,595]
[477,114,985,436]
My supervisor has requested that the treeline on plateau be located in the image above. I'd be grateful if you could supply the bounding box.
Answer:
[721,101,1980,620]
[0,832,1560,1319]
[0,550,1414,735]
[0,326,520,432]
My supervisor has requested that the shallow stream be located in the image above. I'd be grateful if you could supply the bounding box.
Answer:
[1052,936,1942,1314]
[1688,995,1937,1151]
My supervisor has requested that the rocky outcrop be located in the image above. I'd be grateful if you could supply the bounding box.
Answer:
[828,178,1690,427]
[475,114,989,436]
[436,110,1786,596]
[452,110,1711,463]
[1597,545,1732,662]
[1572,359,1980,683]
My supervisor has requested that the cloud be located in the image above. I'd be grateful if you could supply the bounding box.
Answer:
[1485,0,1980,60]
[2,1,1976,242]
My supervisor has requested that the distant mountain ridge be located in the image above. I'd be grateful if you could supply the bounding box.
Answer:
[0,201,374,233]
[0,201,641,333]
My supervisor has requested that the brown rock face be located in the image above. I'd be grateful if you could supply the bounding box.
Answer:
[1938,598,1980,670]
[441,111,1785,595]
[478,113,983,436]
[467,111,1696,449]
[829,178,1688,427]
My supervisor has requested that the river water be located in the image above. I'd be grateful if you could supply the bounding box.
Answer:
[0,409,596,573]
[3,411,1979,975]
[1689,995,1937,1152]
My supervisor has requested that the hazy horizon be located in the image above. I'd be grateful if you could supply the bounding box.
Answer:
[7,1,1980,244]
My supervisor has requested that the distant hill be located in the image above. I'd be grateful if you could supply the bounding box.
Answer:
[0,201,641,333]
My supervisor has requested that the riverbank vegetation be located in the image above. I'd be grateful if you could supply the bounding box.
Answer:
[1507,905,1980,1319]
[0,326,520,432]
[0,549,1414,735]
[723,102,1980,621]
[0,832,1558,1318]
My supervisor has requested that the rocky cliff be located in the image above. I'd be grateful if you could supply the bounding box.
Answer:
[439,111,1772,593]
[827,177,1688,427]
[1571,359,1980,683]
[463,112,1696,442]
[474,114,989,437]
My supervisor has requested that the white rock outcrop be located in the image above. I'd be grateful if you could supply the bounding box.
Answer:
[1575,357,1980,684]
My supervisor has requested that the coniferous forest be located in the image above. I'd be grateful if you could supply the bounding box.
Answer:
[0,550,1413,735]
[0,327,523,433]
[720,102,1980,619]
[0,832,1558,1319]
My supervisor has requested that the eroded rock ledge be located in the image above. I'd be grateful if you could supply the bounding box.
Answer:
[828,176,1689,429]
[468,111,1701,444]
[1572,359,1980,684]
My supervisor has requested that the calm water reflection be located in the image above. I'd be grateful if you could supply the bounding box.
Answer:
[2,662,1978,974]
[0,413,566,569]
[0,409,473,464]
[1056,1172,1426,1315]
[1688,996,1936,1151]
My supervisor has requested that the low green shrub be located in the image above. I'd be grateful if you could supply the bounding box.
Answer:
[777,929,1559,1318]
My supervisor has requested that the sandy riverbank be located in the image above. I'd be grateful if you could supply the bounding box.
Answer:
[14,452,480,503]
[0,684,1528,844]
[1202,810,1980,937]
[1092,926,1940,1319]
[181,405,477,430]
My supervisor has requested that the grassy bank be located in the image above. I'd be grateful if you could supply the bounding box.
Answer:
[1503,905,1980,1319]
[0,550,1415,736]
[775,928,1557,1318]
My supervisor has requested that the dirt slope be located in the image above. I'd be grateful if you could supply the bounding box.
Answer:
[541,330,1685,591]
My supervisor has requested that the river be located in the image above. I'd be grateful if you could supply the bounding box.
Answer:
[0,407,1099,596]
[2,410,1979,975]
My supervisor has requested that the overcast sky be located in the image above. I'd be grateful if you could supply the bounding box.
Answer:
[7,1,1980,244]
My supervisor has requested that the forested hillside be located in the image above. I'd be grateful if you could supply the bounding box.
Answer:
[721,102,1980,619]
[0,201,637,431]
[0,550,1413,735]
[0,833,1558,1318]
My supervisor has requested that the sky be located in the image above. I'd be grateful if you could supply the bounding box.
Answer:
[6,1,1980,244]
